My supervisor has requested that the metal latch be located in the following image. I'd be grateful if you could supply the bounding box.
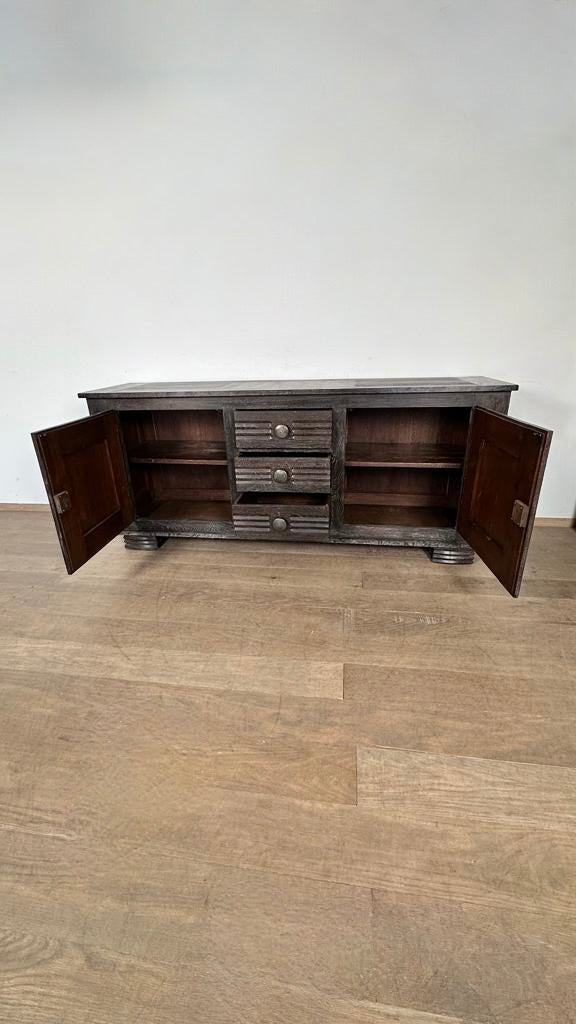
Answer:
[54,491,71,514]
[511,499,529,528]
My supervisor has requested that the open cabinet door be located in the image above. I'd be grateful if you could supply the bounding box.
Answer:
[457,408,552,597]
[32,411,134,574]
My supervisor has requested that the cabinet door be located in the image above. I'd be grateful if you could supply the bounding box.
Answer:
[457,407,552,596]
[32,411,134,574]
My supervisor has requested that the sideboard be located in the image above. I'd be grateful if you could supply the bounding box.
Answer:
[32,377,551,596]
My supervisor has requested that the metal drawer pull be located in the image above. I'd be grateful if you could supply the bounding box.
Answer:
[273,423,290,439]
[272,468,289,484]
[272,516,288,532]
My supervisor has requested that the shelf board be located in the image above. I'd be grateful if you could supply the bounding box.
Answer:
[343,491,455,507]
[343,504,455,528]
[129,440,228,465]
[344,442,464,469]
[140,499,232,521]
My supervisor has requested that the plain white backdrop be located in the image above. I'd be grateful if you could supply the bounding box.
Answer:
[1,1,575,514]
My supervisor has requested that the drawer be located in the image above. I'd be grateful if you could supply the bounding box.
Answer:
[234,409,333,450]
[235,455,330,493]
[232,496,329,540]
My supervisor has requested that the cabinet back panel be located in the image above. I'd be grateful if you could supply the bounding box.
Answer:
[122,412,229,513]
[346,407,470,445]
[344,466,460,507]
[131,464,230,513]
[121,410,225,444]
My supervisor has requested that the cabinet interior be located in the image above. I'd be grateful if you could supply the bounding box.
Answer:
[236,492,328,507]
[119,405,473,529]
[344,407,471,528]
[121,410,231,520]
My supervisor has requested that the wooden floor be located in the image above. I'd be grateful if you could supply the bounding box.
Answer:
[1,510,576,1024]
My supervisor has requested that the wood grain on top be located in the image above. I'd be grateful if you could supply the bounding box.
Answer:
[79,376,519,399]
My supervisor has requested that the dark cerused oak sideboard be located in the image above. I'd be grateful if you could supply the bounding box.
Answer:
[32,377,552,597]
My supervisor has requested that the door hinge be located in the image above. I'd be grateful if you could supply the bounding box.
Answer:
[54,491,71,514]
[511,499,529,528]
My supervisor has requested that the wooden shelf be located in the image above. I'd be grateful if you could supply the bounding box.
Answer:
[344,442,464,469]
[342,491,454,507]
[343,503,455,528]
[142,499,232,521]
[129,440,228,465]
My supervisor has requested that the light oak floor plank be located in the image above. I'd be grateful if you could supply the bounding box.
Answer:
[357,745,576,831]
[1,512,576,1023]
[2,838,574,1023]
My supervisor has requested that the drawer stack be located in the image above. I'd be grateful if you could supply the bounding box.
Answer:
[232,409,332,539]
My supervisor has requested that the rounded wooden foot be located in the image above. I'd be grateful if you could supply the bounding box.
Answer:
[124,534,167,551]
[431,546,475,565]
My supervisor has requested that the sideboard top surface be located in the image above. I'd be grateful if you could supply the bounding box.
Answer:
[79,376,519,400]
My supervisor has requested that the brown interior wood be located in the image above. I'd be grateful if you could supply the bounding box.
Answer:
[121,411,231,518]
[344,466,459,526]
[236,492,328,507]
[143,499,232,521]
[346,407,471,446]
[344,505,455,528]
[458,408,552,596]
[343,408,467,527]
[32,412,134,573]
[128,440,228,465]
[345,442,464,469]
[122,410,226,445]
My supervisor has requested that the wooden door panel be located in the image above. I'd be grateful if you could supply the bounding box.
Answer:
[457,408,551,596]
[32,411,134,573]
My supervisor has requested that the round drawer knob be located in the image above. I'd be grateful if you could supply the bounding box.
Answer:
[272,468,289,484]
[272,516,288,532]
[273,423,290,439]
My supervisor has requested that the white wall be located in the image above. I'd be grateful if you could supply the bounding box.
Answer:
[1,0,575,515]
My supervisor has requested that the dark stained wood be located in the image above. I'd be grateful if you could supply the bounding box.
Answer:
[30,379,549,595]
[336,524,463,547]
[431,545,475,564]
[128,439,228,464]
[345,442,465,468]
[143,499,232,521]
[344,466,460,510]
[79,376,519,398]
[233,496,330,540]
[88,390,514,413]
[235,456,330,493]
[31,412,134,574]
[222,407,240,506]
[344,505,455,528]
[330,406,347,532]
[234,409,333,450]
[458,408,552,596]
[236,492,330,506]
[346,407,471,446]
[134,463,230,509]
[120,408,226,442]
[343,491,455,508]
[124,533,167,550]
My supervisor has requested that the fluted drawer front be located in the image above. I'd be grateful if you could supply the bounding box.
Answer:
[235,456,330,493]
[233,501,329,540]
[234,409,332,450]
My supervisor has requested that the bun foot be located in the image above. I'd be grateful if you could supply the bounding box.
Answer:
[431,545,475,565]
[124,534,167,551]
